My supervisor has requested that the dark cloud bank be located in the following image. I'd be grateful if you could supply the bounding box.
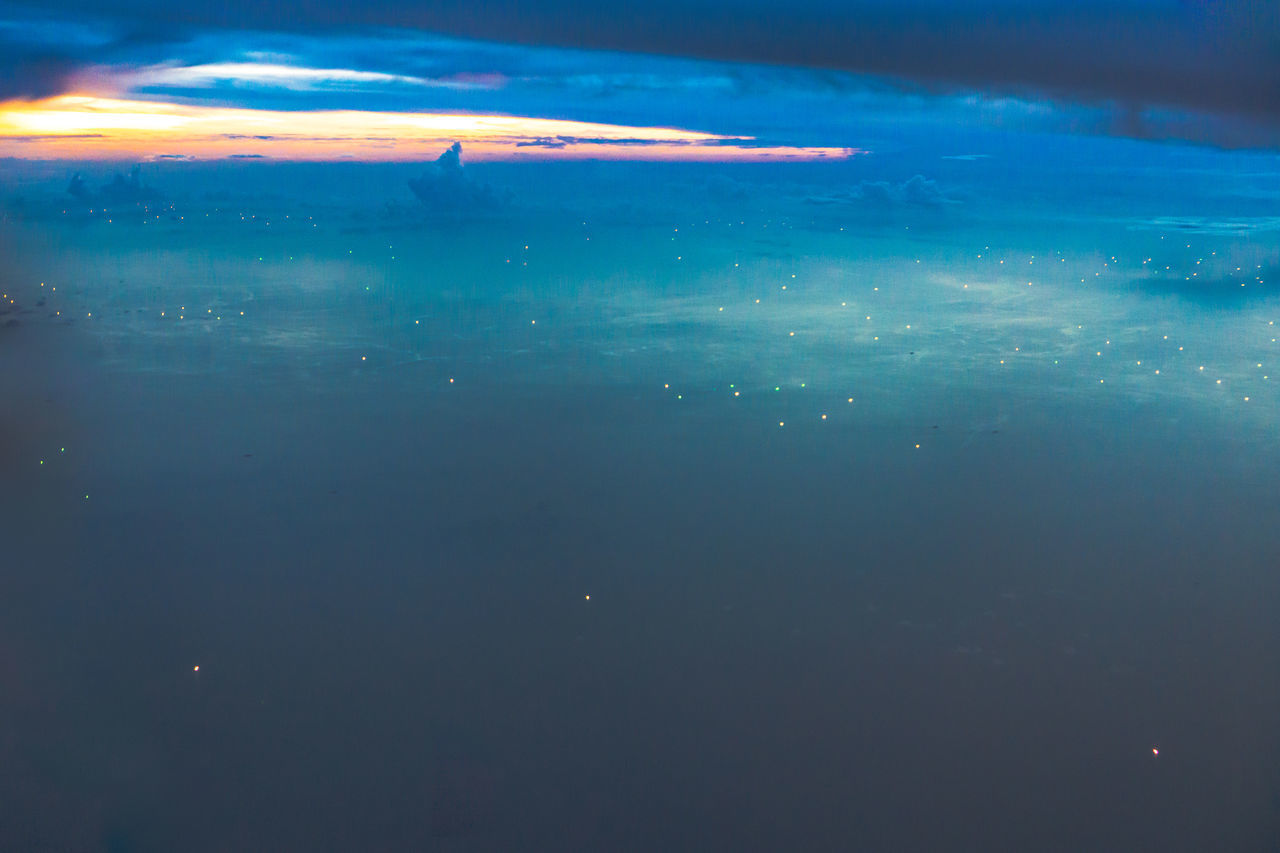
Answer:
[0,48,78,99]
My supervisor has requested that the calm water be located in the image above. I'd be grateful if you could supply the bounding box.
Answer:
[2,174,1279,850]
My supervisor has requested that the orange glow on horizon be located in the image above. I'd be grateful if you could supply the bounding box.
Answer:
[0,95,858,161]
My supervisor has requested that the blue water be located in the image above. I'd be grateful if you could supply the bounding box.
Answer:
[2,159,1279,850]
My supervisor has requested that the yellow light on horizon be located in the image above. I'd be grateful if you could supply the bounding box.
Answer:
[6,97,189,132]
[0,95,859,162]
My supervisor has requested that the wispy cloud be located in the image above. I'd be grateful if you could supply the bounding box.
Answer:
[115,61,505,93]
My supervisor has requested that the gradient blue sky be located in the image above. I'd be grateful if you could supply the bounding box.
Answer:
[1,0,1277,157]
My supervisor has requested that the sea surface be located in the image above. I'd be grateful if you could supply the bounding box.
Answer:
[2,162,1279,850]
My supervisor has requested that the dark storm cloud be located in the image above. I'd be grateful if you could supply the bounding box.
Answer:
[407,142,511,214]
[5,0,1278,125]
[0,50,79,99]
[0,4,187,98]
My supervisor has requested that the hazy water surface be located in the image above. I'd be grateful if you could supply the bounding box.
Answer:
[2,161,1279,851]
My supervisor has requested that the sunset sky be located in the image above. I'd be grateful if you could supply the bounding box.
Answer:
[2,0,1277,160]
[3,3,1279,852]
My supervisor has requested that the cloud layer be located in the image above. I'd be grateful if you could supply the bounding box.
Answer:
[5,0,1276,127]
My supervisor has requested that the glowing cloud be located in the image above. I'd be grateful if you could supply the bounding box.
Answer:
[0,96,857,161]
[114,62,495,92]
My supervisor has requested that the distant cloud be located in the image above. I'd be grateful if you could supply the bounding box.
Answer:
[806,175,952,207]
[514,138,568,149]
[66,165,162,203]
[102,165,163,202]
[407,142,511,215]
[66,172,92,200]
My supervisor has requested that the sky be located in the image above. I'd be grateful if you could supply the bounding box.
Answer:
[1,0,1278,161]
